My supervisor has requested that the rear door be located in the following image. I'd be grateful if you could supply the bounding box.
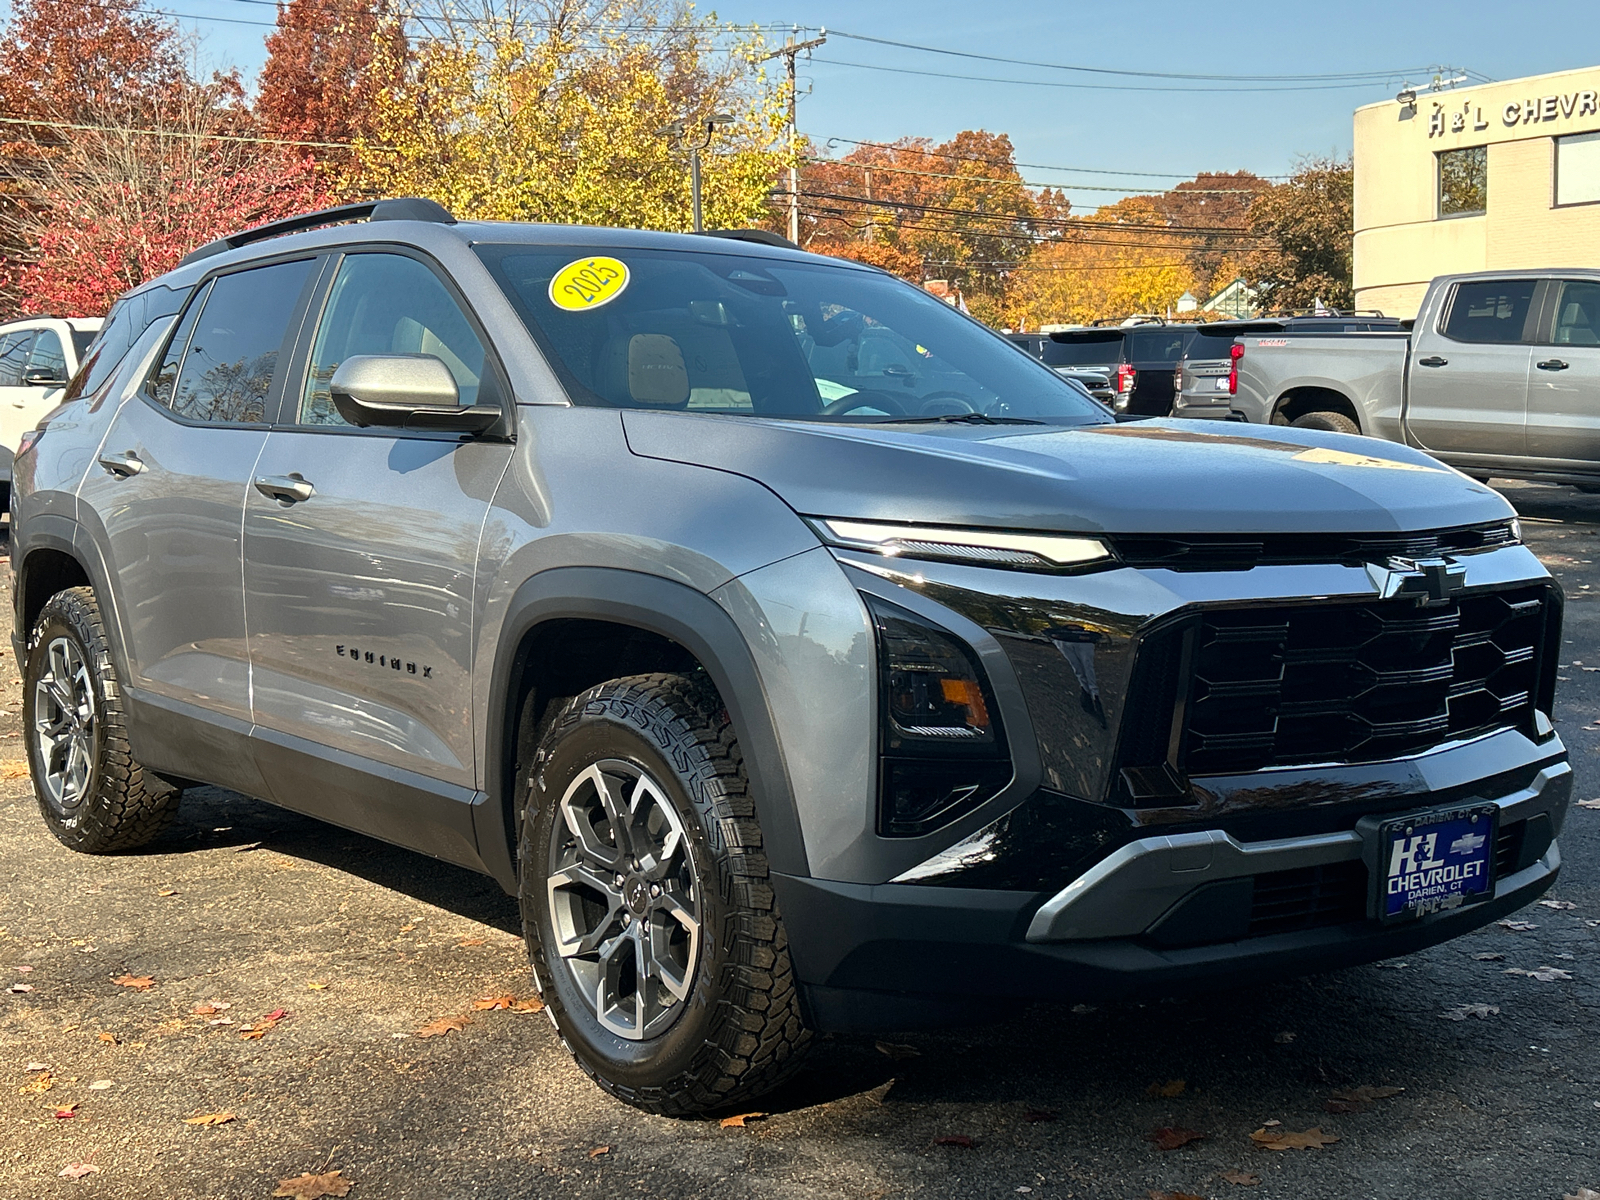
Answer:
[1526,278,1600,468]
[76,255,320,745]
[1405,278,1540,458]
[1125,327,1190,416]
[240,248,515,865]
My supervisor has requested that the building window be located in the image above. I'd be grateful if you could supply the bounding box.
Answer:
[1555,132,1600,206]
[1438,146,1487,217]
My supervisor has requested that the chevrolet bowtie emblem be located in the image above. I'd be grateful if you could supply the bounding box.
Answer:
[1365,555,1467,605]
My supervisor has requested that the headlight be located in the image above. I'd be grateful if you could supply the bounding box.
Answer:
[815,518,1112,572]
[865,594,1011,838]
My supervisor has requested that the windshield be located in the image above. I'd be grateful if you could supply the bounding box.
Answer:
[476,245,1109,425]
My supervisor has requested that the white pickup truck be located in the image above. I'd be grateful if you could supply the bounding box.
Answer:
[1190,269,1600,487]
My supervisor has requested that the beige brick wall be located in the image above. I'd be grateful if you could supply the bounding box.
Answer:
[1354,66,1600,317]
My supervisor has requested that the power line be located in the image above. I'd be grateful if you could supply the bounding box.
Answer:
[825,30,1435,85]
[810,56,1423,95]
[815,136,1291,181]
[803,155,1268,195]
[0,112,386,150]
[793,189,1265,237]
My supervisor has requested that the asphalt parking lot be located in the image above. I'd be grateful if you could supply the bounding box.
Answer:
[1,482,1597,1200]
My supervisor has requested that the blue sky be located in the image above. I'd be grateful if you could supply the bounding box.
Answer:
[156,0,1600,209]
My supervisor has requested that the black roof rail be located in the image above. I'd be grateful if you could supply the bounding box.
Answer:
[699,228,800,250]
[179,197,456,267]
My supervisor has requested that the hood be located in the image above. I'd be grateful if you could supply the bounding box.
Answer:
[621,412,1515,535]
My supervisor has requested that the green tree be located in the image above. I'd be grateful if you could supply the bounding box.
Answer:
[1242,156,1353,312]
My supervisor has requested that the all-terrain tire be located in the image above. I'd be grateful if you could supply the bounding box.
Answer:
[519,672,811,1115]
[23,587,180,852]
[1291,410,1360,435]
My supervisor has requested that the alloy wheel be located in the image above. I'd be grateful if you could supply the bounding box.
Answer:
[546,759,701,1040]
[33,636,96,813]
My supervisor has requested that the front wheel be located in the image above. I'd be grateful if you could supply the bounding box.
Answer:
[520,673,810,1115]
[23,587,180,852]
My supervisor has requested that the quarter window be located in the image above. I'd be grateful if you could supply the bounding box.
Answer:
[1441,280,1537,344]
[154,260,314,424]
[299,253,486,426]
[1439,146,1487,217]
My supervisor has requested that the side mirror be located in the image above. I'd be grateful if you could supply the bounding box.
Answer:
[329,354,503,434]
[23,367,66,387]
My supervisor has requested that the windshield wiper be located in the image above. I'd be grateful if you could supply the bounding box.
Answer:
[888,413,1047,426]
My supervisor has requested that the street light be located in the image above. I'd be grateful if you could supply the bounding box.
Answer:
[659,113,734,233]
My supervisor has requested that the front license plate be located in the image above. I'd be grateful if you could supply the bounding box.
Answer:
[1375,805,1497,922]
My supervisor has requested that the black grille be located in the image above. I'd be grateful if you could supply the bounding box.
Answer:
[1248,860,1367,936]
[1494,820,1525,877]
[1179,586,1548,776]
[1114,523,1516,572]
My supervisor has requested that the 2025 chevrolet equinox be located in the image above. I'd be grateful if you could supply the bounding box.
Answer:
[11,198,1569,1114]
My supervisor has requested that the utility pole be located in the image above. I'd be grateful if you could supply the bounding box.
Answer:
[659,114,733,232]
[761,27,825,245]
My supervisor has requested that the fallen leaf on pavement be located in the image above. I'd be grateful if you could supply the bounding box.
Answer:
[0,761,29,779]
[1539,900,1578,910]
[8,982,33,993]
[1440,1004,1499,1021]
[587,1146,610,1159]
[183,1111,235,1126]
[19,1071,52,1094]
[240,1010,287,1040]
[1220,1170,1261,1185]
[1024,1109,1058,1123]
[1273,1031,1295,1044]
[415,1015,470,1038]
[1497,919,1537,931]
[1563,1190,1600,1200]
[52,1104,78,1119]
[455,937,486,948]
[97,1032,117,1044]
[24,1061,47,1071]
[87,1080,111,1090]
[1147,1127,1207,1151]
[1505,966,1574,982]
[1250,1126,1340,1151]
[157,889,177,897]
[719,1112,766,1128]
[473,994,514,1011]
[307,980,329,990]
[1474,952,1505,961]
[509,996,544,1013]
[1147,1079,1186,1098]
[1577,799,1600,810]
[932,1134,976,1148]
[875,1040,920,1061]
[112,975,154,990]
[191,1003,229,1016]
[1325,1085,1403,1113]
[272,1170,353,1199]
[58,1163,98,1179]
[1148,1191,1205,1200]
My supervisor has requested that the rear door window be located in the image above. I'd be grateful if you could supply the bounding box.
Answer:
[153,259,316,424]
[1441,280,1539,344]
[1041,336,1122,367]
[1127,328,1189,363]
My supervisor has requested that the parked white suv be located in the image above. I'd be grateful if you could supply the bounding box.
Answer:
[0,316,102,508]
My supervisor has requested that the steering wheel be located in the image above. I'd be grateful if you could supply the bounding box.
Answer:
[915,390,980,416]
[822,389,908,417]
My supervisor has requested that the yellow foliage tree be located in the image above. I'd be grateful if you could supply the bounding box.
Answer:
[1008,198,1198,328]
[357,0,790,231]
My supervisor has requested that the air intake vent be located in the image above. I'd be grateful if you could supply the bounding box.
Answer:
[1113,522,1516,572]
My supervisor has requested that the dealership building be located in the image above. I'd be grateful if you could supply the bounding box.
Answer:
[1353,66,1600,317]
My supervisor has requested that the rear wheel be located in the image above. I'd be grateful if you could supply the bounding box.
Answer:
[1291,410,1360,435]
[23,587,180,852]
[519,673,810,1115]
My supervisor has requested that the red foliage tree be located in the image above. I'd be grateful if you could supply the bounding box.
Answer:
[257,0,408,172]
[0,0,185,122]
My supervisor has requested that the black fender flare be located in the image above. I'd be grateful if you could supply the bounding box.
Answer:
[475,566,809,894]
[11,514,131,679]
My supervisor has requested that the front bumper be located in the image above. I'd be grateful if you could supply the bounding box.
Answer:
[772,746,1570,1032]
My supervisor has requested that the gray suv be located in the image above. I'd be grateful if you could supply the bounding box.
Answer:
[11,199,1571,1115]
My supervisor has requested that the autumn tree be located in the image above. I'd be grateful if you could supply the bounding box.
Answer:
[1241,156,1353,312]
[358,0,789,231]
[0,0,185,123]
[1150,170,1270,299]
[257,0,409,181]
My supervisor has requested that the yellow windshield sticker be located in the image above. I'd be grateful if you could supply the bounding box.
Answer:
[549,257,630,311]
[1292,446,1440,472]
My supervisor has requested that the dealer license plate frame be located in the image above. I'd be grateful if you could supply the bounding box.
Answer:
[1360,803,1499,924]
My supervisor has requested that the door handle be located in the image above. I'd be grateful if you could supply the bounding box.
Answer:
[254,473,315,504]
[97,450,144,478]
[1537,358,1570,371]
[1417,355,1448,367]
